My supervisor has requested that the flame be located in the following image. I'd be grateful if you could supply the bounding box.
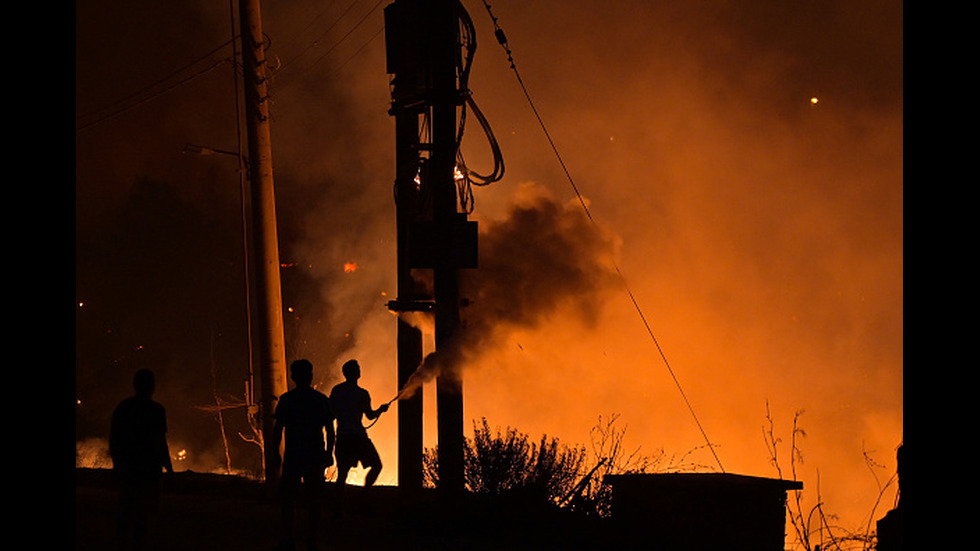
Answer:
[413,166,465,186]
[344,261,358,273]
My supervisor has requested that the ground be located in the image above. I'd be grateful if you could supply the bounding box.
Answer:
[75,468,611,551]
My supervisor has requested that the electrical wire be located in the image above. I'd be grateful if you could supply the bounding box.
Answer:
[479,0,725,473]
[331,24,386,75]
[75,39,235,133]
[454,1,504,213]
[274,0,363,76]
[301,0,386,73]
[271,0,386,91]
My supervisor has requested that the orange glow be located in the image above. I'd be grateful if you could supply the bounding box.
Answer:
[73,1,902,542]
[330,20,902,535]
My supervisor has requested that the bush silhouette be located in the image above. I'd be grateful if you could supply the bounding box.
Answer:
[424,417,586,508]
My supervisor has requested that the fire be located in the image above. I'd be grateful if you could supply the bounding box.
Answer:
[344,261,358,273]
[175,449,188,462]
[413,166,465,186]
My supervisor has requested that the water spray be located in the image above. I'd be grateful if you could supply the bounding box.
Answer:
[365,363,432,429]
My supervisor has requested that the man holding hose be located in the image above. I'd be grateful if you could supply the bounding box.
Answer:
[329,359,390,508]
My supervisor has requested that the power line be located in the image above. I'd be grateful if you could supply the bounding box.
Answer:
[272,0,385,90]
[331,24,385,75]
[75,40,235,133]
[274,0,364,76]
[305,0,386,72]
[479,0,725,474]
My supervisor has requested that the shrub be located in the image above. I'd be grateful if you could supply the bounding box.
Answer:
[424,417,586,507]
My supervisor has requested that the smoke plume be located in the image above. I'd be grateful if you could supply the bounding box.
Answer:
[395,183,621,400]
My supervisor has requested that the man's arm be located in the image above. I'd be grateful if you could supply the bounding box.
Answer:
[159,406,175,474]
[161,439,174,474]
[325,417,335,466]
[364,394,389,420]
[108,406,121,462]
[270,416,284,472]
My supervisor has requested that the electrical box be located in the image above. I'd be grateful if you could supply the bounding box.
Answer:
[408,215,478,269]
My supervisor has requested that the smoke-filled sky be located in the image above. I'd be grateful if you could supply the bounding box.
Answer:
[76,0,902,536]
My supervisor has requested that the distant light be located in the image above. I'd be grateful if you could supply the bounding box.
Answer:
[810,96,820,105]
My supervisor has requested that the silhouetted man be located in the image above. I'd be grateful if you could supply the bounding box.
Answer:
[109,368,174,551]
[271,359,334,551]
[329,359,389,507]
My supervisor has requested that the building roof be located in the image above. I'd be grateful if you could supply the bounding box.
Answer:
[604,472,803,491]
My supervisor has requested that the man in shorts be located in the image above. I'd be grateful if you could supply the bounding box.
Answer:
[329,359,389,510]
[272,359,334,551]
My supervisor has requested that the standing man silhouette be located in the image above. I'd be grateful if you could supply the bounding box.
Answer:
[329,359,389,511]
[271,359,334,551]
[109,368,174,551]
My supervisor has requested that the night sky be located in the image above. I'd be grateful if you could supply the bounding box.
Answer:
[76,0,902,535]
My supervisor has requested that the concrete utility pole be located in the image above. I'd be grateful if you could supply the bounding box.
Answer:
[385,0,476,494]
[428,0,466,495]
[391,90,426,490]
[238,0,289,485]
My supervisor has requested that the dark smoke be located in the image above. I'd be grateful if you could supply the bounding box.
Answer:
[396,184,621,399]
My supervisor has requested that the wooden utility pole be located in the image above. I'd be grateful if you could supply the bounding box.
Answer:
[237,0,288,485]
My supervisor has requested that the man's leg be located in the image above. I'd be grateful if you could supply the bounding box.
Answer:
[364,465,381,487]
[278,471,300,550]
[334,464,352,517]
[280,498,295,548]
[305,474,325,551]
[363,438,383,487]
